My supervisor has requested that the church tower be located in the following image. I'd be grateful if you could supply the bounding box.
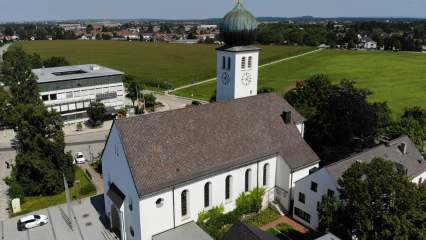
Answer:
[216,1,260,102]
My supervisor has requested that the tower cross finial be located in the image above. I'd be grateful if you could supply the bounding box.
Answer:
[237,0,241,4]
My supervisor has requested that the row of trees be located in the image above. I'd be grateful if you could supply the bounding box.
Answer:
[1,47,74,198]
[2,25,77,40]
[256,21,426,51]
[284,74,425,165]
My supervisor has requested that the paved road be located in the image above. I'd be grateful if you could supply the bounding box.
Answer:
[0,151,14,220]
[168,48,323,93]
[1,195,115,240]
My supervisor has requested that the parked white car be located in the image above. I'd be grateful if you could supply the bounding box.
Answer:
[74,152,86,164]
[17,214,48,231]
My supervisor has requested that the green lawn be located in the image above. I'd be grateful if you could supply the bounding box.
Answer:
[11,167,96,217]
[18,40,313,89]
[176,49,426,117]
[243,207,281,227]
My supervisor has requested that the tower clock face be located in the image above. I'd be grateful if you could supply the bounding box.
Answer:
[221,72,230,85]
[241,72,252,86]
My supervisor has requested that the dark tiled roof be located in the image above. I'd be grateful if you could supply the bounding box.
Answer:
[325,135,426,182]
[223,221,280,240]
[115,93,320,197]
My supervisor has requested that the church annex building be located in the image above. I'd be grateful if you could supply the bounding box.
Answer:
[101,2,320,240]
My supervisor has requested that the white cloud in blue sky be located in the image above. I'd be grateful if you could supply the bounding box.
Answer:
[1,0,426,22]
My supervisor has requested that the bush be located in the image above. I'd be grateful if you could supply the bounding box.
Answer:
[198,204,224,224]
[235,187,265,215]
[197,188,266,239]
[4,176,24,199]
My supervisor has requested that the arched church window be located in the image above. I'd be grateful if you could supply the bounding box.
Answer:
[248,56,253,68]
[263,163,270,187]
[245,169,252,192]
[227,57,231,70]
[181,190,189,216]
[241,57,246,69]
[222,56,226,69]
[225,175,232,200]
[204,182,212,208]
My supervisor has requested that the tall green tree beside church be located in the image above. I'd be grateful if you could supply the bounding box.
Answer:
[2,47,74,198]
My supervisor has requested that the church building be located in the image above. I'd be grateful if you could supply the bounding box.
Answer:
[101,2,320,240]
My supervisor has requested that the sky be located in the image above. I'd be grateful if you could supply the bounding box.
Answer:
[1,0,426,22]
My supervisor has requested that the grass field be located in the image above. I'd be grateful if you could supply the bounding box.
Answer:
[11,167,96,217]
[176,49,426,116]
[18,40,313,89]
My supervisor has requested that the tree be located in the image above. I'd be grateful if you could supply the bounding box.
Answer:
[383,106,426,153]
[176,25,186,36]
[322,158,426,240]
[123,74,142,106]
[0,88,12,127]
[284,74,335,119]
[86,101,106,126]
[2,47,74,197]
[3,27,14,36]
[143,93,157,111]
[43,56,70,67]
[86,24,94,33]
[1,47,42,104]
[286,75,391,164]
[318,195,339,234]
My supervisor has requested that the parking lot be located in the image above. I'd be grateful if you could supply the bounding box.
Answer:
[0,195,117,240]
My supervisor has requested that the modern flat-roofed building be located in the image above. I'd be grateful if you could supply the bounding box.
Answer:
[33,64,125,123]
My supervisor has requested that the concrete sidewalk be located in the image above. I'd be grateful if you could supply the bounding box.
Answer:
[63,121,113,137]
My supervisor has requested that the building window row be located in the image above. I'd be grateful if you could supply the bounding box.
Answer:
[180,163,271,217]
[294,207,311,223]
[41,85,123,102]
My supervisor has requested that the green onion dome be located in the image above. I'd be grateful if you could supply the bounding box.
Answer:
[221,1,258,46]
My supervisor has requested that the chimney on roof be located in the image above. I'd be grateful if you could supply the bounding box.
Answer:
[281,110,292,124]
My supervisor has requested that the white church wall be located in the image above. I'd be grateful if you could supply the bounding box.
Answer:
[293,168,338,230]
[172,156,277,227]
[133,156,278,240]
[139,190,175,240]
[275,156,292,210]
[102,125,141,240]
